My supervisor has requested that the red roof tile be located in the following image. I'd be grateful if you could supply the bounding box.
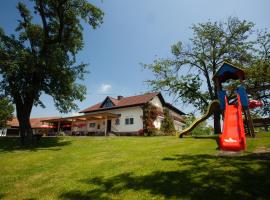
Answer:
[79,92,159,113]
[108,97,119,105]
[8,117,59,128]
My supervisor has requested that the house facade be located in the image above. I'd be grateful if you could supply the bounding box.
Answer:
[70,92,186,135]
[4,92,185,137]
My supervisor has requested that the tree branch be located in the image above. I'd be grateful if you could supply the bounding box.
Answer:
[37,0,49,44]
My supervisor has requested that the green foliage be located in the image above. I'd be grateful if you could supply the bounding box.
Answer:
[0,0,104,114]
[245,31,270,116]
[160,109,175,135]
[144,17,255,113]
[0,0,103,141]
[0,97,14,127]
[143,103,158,136]
[184,114,213,136]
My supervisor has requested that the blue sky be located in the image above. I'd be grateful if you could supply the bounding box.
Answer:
[0,0,270,117]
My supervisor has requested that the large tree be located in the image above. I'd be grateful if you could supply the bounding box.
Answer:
[0,0,103,143]
[144,17,269,134]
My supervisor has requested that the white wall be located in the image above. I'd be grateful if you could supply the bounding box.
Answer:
[153,116,163,129]
[174,120,184,131]
[72,96,185,133]
[85,120,106,132]
[74,106,144,133]
[168,109,185,130]
[110,106,143,132]
[150,96,185,131]
[150,96,163,109]
[150,96,164,130]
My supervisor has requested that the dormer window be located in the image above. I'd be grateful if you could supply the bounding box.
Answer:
[102,98,114,108]
[104,100,113,108]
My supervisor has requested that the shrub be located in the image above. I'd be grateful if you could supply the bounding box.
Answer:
[145,127,158,136]
[160,109,175,135]
[138,129,144,136]
[58,132,66,136]
[143,103,159,136]
[184,114,213,136]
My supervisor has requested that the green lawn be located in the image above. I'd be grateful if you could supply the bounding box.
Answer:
[0,134,270,200]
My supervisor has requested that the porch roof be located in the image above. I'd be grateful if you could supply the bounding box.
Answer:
[8,117,59,128]
[42,112,120,123]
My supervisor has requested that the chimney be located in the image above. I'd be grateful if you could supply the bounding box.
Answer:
[117,95,124,100]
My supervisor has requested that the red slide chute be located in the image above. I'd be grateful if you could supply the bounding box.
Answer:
[220,95,246,151]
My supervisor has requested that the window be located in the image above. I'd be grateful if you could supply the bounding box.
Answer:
[125,118,134,125]
[104,101,113,108]
[115,119,120,125]
[125,118,129,125]
[102,98,114,108]
[97,124,100,129]
[89,123,96,127]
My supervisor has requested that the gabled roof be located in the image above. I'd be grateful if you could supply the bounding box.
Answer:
[165,103,186,115]
[79,92,159,113]
[79,92,162,113]
[108,97,119,105]
[99,96,119,108]
[79,92,185,116]
[213,62,245,83]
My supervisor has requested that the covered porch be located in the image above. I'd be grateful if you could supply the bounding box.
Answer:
[42,112,120,136]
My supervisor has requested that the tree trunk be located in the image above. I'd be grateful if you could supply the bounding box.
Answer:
[213,73,221,134]
[18,115,33,145]
[213,110,221,134]
[16,99,34,145]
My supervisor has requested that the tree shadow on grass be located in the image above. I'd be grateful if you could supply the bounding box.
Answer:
[0,137,71,152]
[0,193,5,200]
[60,153,270,200]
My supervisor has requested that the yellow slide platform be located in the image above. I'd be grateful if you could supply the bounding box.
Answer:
[178,100,220,138]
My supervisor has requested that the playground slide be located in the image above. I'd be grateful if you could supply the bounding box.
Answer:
[178,100,220,138]
[220,95,246,151]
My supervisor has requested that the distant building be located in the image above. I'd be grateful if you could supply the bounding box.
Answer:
[7,117,59,136]
[6,92,186,136]
[52,92,185,136]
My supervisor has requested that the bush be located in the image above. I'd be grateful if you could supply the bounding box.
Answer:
[184,114,213,136]
[160,109,175,135]
[144,128,158,136]
[143,103,159,136]
[138,129,144,136]
[58,131,66,136]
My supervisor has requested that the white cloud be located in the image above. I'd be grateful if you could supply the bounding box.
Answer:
[99,84,112,93]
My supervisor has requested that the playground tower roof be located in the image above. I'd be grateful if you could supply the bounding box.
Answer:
[213,62,245,83]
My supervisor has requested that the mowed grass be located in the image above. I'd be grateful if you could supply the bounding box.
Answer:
[0,134,270,200]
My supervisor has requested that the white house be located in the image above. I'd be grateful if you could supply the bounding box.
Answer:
[68,92,186,136]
